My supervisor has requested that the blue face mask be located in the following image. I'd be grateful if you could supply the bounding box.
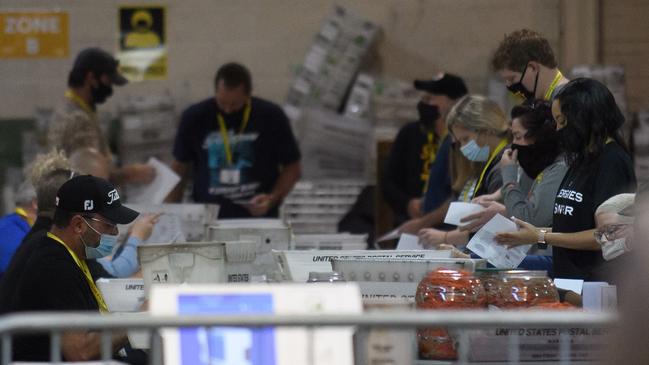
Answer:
[81,218,118,259]
[460,139,490,162]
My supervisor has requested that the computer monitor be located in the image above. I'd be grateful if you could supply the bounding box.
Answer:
[150,284,362,365]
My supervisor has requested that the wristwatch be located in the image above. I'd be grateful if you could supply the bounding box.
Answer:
[537,228,548,249]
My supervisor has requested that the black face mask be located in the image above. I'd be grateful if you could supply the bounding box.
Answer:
[512,143,557,179]
[91,79,113,105]
[417,101,440,130]
[507,65,539,100]
[219,106,246,127]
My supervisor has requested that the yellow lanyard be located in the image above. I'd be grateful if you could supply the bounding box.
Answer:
[527,172,545,199]
[462,179,477,202]
[47,232,109,313]
[14,207,33,226]
[544,71,563,101]
[217,101,252,166]
[474,139,508,197]
[64,90,95,117]
[420,132,440,191]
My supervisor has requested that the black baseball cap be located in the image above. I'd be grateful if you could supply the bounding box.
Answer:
[71,48,128,86]
[55,175,139,224]
[414,73,468,99]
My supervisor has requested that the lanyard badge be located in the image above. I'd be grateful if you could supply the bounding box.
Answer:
[216,101,251,186]
[217,101,252,166]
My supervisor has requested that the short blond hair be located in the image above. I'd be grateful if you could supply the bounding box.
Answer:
[26,149,71,186]
[446,95,508,135]
[25,149,73,215]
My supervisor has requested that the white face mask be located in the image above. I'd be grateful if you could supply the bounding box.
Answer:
[601,238,630,261]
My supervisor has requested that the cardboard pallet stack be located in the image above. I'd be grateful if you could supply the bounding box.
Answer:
[344,73,420,182]
[117,93,176,166]
[294,107,373,181]
[285,5,380,114]
[281,179,365,234]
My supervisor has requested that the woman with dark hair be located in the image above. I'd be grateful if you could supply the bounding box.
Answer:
[496,78,636,281]
[501,100,567,228]
[424,100,567,273]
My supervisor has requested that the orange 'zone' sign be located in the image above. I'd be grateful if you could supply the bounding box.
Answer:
[0,12,69,58]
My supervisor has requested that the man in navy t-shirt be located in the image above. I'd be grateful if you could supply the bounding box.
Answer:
[167,63,302,218]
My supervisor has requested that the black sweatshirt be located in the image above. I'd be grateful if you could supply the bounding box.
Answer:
[381,121,432,226]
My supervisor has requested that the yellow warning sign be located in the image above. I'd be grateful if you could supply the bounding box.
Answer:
[118,6,167,81]
[0,12,69,58]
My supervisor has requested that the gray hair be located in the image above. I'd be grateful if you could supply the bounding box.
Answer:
[35,169,73,216]
[26,149,71,186]
[596,193,635,224]
[14,180,36,207]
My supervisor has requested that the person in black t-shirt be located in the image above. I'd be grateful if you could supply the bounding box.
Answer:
[495,78,636,281]
[166,62,302,218]
[0,175,140,362]
[382,73,468,227]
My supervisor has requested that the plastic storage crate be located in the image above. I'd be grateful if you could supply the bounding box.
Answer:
[292,233,368,250]
[96,278,145,312]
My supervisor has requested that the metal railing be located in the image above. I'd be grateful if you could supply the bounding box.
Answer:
[0,310,617,365]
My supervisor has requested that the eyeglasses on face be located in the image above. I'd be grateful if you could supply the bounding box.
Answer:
[594,223,631,243]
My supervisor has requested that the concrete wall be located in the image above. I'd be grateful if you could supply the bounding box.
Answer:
[0,0,561,119]
[602,0,649,113]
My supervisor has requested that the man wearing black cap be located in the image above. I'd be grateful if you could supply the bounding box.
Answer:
[48,47,154,185]
[381,73,468,228]
[0,175,139,362]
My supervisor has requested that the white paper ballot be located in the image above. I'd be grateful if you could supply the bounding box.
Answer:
[376,228,400,243]
[554,278,585,294]
[396,234,424,250]
[444,202,485,226]
[467,214,531,268]
[144,213,186,244]
[127,157,180,204]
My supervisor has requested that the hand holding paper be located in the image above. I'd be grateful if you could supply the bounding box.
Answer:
[396,233,424,250]
[493,217,540,247]
[444,202,484,226]
[458,201,506,233]
[467,214,531,268]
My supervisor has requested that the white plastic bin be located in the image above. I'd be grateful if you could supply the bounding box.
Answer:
[138,242,227,295]
[292,233,368,250]
[95,278,145,312]
[208,219,291,277]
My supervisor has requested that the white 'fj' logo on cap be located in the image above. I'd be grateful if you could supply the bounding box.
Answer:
[84,200,94,211]
[107,189,120,205]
